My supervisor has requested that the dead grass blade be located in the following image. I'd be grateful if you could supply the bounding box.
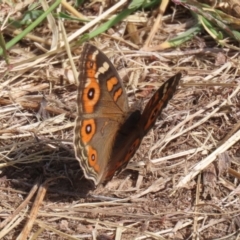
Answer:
[17,180,46,240]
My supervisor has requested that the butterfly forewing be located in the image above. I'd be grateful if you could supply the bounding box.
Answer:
[74,44,129,185]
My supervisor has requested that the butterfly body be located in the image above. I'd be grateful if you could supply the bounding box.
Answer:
[74,44,181,185]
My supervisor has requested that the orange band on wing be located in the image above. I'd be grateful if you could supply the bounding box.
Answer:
[113,88,123,102]
[82,78,100,113]
[107,77,118,91]
[80,119,96,144]
[87,146,100,173]
[81,57,101,113]
[86,60,97,78]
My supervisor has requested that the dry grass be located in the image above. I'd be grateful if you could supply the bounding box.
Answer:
[1,1,240,239]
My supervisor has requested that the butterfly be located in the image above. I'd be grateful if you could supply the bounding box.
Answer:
[74,44,181,185]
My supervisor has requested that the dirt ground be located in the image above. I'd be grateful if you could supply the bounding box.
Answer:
[1,1,240,239]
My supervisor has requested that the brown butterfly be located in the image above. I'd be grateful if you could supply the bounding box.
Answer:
[74,44,181,185]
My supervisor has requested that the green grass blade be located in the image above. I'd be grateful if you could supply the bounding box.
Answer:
[199,15,224,42]
[58,12,89,22]
[0,0,61,56]
[79,8,136,44]
[79,0,159,44]
[0,32,9,64]
[174,0,240,43]
[168,22,202,48]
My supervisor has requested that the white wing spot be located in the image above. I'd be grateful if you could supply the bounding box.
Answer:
[95,62,110,78]
[92,50,99,60]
